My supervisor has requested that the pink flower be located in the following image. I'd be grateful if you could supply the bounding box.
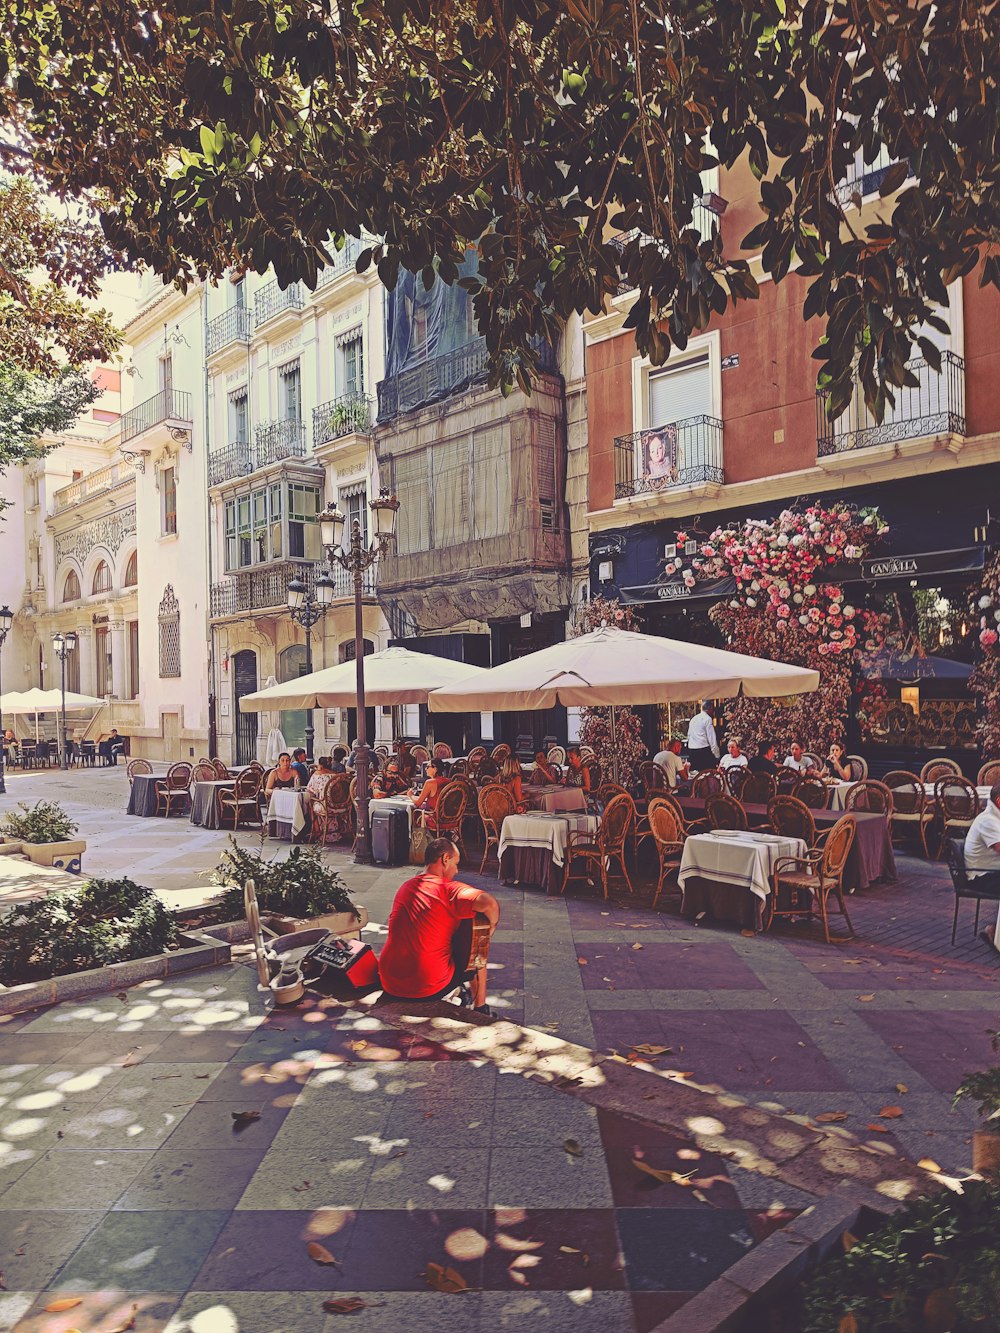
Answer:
[981,629,999,647]
[614,610,625,621]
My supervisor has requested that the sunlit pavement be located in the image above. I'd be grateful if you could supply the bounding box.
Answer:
[0,769,997,1330]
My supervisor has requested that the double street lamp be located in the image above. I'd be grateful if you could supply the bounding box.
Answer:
[318,489,399,865]
[286,571,335,760]
[51,631,77,770]
[0,605,12,795]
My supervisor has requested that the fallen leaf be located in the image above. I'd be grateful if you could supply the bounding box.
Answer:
[576,957,588,965]
[389,1149,407,1160]
[108,1303,140,1331]
[629,1043,671,1057]
[45,1298,83,1312]
[563,1138,583,1157]
[815,1111,850,1123]
[841,1230,859,1252]
[194,1073,211,1080]
[857,994,876,1002]
[632,1158,696,1187]
[918,1158,942,1173]
[630,942,643,950]
[740,929,756,938]
[494,1234,543,1253]
[307,1242,341,1267]
[838,1315,859,1333]
[116,992,128,1002]
[867,1123,890,1133]
[423,1262,470,1293]
[895,1083,909,1094]
[292,1181,313,1192]
[14,1246,25,1257]
[559,1246,581,1254]
[323,1297,370,1314]
[231,1110,261,1132]
[879,1106,904,1119]
[348,1040,369,1052]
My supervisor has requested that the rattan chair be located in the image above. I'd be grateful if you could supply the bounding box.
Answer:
[844,780,894,830]
[723,765,749,799]
[218,768,263,830]
[767,795,817,848]
[126,758,153,785]
[212,758,231,780]
[706,793,748,832]
[374,744,390,758]
[793,775,830,809]
[421,780,468,859]
[581,758,602,790]
[596,781,629,807]
[882,771,931,854]
[432,742,453,760]
[411,744,431,764]
[802,752,826,776]
[768,815,857,944]
[191,761,217,785]
[845,754,868,781]
[920,757,962,784]
[692,769,725,800]
[741,771,777,806]
[491,743,512,762]
[478,783,517,875]
[313,774,352,845]
[640,760,668,797]
[931,776,980,859]
[579,745,596,760]
[562,793,634,899]
[649,803,685,908]
[155,762,193,817]
[977,761,1000,788]
[547,744,567,766]
[776,767,800,793]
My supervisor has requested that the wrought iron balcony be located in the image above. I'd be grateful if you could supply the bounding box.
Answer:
[120,389,193,445]
[609,200,724,296]
[315,237,364,289]
[614,416,724,500]
[207,441,254,487]
[206,305,252,356]
[255,419,308,467]
[816,352,966,456]
[210,559,376,618]
[377,336,558,422]
[254,279,304,329]
[312,393,372,447]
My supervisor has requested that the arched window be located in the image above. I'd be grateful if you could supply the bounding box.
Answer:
[92,560,112,594]
[62,570,81,602]
[124,551,138,587]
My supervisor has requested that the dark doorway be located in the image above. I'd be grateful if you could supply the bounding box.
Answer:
[491,614,567,752]
[233,649,259,764]
[340,639,376,746]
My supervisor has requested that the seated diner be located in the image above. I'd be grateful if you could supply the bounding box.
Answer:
[265,752,300,793]
[652,738,689,788]
[564,745,591,793]
[720,739,748,771]
[531,750,560,784]
[411,757,449,814]
[372,759,410,800]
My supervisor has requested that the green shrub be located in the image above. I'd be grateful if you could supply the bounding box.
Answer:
[953,1030,1000,1125]
[0,875,177,984]
[1,800,78,844]
[800,1180,1000,1331]
[208,838,356,921]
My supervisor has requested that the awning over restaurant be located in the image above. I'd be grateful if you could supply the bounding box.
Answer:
[618,575,737,608]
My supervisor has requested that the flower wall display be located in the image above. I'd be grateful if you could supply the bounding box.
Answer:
[573,595,648,787]
[970,553,1000,753]
[680,503,892,753]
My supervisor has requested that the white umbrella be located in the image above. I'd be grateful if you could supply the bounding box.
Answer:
[0,687,105,748]
[264,727,287,765]
[238,646,487,711]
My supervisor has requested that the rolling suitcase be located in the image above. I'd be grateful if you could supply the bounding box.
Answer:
[371,806,410,865]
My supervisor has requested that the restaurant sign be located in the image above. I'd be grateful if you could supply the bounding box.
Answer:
[863,556,919,579]
[859,548,986,582]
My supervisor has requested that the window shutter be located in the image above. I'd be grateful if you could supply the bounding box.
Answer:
[648,355,712,428]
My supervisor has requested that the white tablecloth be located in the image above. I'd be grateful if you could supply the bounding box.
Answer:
[523,784,588,813]
[921,783,991,807]
[678,831,808,903]
[499,812,599,868]
[266,788,308,840]
[825,781,856,811]
[369,795,417,832]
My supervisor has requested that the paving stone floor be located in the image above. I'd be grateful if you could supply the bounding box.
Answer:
[0,767,997,1331]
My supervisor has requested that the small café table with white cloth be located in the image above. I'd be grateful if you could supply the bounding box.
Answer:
[369,794,417,833]
[522,783,588,814]
[266,788,309,841]
[189,779,236,829]
[679,830,808,930]
[828,780,992,813]
[499,811,600,893]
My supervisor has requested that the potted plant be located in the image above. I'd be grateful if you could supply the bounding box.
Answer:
[0,801,86,873]
[205,839,368,938]
[954,1030,1000,1175]
[327,397,368,439]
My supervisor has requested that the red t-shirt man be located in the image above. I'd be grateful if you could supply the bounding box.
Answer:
[378,838,499,1009]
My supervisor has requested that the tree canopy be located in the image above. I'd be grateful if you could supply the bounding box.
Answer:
[1,0,997,415]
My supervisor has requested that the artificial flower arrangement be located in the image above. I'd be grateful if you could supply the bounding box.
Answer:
[573,595,648,788]
[970,553,1000,753]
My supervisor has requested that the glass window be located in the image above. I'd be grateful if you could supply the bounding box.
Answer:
[339,334,364,398]
[124,551,138,587]
[161,466,178,535]
[92,560,112,594]
[95,626,111,696]
[228,389,249,444]
[232,277,245,309]
[280,362,302,423]
[287,483,321,560]
[62,570,81,602]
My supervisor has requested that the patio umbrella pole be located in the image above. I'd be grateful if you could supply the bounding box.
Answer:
[609,704,619,786]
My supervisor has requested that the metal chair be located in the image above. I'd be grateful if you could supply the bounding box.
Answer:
[649,802,685,908]
[562,793,634,899]
[218,769,263,830]
[769,815,857,944]
[706,793,748,832]
[920,757,962,784]
[79,739,97,767]
[155,762,194,817]
[945,839,1000,943]
[126,758,153,785]
[478,783,517,875]
[793,775,830,809]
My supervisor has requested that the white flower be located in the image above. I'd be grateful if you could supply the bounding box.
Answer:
[804,584,817,596]
[729,600,740,609]
[746,597,757,607]
[750,580,760,591]
[776,534,789,546]
[809,522,822,534]
[981,595,994,609]
[799,615,809,626]
[792,593,803,604]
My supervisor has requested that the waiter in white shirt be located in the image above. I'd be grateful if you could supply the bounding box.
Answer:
[686,702,720,771]
[962,783,1000,950]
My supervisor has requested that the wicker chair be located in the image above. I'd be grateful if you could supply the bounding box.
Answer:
[640,761,668,797]
[931,775,980,859]
[977,761,1000,788]
[411,744,431,764]
[491,743,512,762]
[741,771,777,806]
[649,802,685,908]
[776,767,800,794]
[547,744,567,766]
[596,782,629,809]
[793,776,830,809]
[883,771,931,855]
[768,815,857,944]
[844,779,894,828]
[767,795,817,848]
[692,769,725,800]
[155,762,193,817]
[257,769,275,820]
[374,744,390,758]
[920,757,962,784]
[448,774,481,852]
[706,793,748,832]
[581,758,602,790]
[313,774,352,845]
[579,745,596,760]
[191,761,217,785]
[126,758,153,785]
[652,790,707,837]
[421,780,468,859]
[218,768,263,830]
[212,758,231,780]
[845,754,869,781]
[562,793,634,899]
[724,766,749,799]
[432,742,453,760]
[478,783,517,875]
[802,752,826,776]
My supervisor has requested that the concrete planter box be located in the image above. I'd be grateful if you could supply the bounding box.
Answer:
[0,837,87,874]
[193,904,369,946]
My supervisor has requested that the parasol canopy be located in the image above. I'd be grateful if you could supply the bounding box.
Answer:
[239,646,487,712]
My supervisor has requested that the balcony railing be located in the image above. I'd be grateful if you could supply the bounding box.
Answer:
[206,305,252,356]
[315,237,363,289]
[120,389,193,445]
[207,441,254,487]
[255,419,308,467]
[53,461,131,512]
[312,393,372,447]
[817,352,966,456]
[609,200,724,296]
[254,279,304,329]
[614,416,724,500]
[210,560,376,618]
[377,336,558,422]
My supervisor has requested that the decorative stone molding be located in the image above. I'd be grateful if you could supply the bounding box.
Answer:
[55,507,136,569]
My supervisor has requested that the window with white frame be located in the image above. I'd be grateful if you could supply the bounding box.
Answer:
[339,482,368,547]
[624,334,722,497]
[228,388,249,444]
[337,330,364,398]
[279,361,302,423]
[161,465,178,535]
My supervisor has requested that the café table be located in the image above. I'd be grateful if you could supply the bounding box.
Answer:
[266,788,309,842]
[190,779,236,829]
[522,783,588,814]
[126,773,163,817]
[678,830,808,930]
[921,782,991,808]
[499,810,599,893]
[677,797,896,894]
[369,794,417,833]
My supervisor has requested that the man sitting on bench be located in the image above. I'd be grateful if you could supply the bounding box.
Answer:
[377,837,499,1015]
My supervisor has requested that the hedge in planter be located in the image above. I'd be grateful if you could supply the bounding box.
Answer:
[1,800,78,844]
[799,1179,1000,1332]
[208,839,356,922]
[0,876,177,985]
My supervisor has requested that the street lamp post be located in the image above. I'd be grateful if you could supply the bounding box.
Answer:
[0,605,12,795]
[51,631,77,770]
[286,572,335,759]
[319,489,399,865]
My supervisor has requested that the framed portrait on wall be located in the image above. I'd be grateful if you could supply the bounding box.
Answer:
[640,423,679,489]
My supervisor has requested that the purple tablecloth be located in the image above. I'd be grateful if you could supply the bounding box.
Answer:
[500,846,563,894]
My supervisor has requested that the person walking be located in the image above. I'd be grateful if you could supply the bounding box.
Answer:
[686,702,720,771]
